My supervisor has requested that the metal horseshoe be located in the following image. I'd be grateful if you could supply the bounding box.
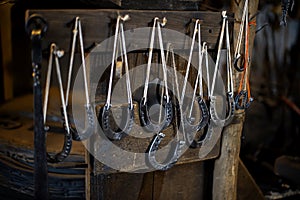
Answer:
[182,21,209,133]
[139,17,173,133]
[210,11,235,127]
[146,45,186,170]
[99,15,134,140]
[234,0,248,72]
[43,43,72,163]
[235,90,253,109]
[64,17,95,141]
[235,8,253,110]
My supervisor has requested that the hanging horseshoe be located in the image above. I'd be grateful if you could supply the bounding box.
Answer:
[235,7,254,110]
[235,61,253,109]
[64,17,95,141]
[99,15,134,140]
[190,119,215,149]
[209,11,235,127]
[139,17,173,133]
[43,43,72,163]
[190,42,216,148]
[146,45,186,170]
[233,0,248,72]
[182,21,209,133]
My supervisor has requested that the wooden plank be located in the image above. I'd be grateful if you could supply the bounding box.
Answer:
[0,28,3,103]
[91,172,153,200]
[0,4,14,100]
[26,9,223,52]
[153,162,205,200]
[212,1,260,200]
[237,158,264,200]
[121,0,204,10]
[90,161,206,200]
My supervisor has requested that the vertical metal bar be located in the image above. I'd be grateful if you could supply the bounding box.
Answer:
[26,14,49,200]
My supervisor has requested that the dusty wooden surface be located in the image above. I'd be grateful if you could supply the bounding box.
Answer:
[212,0,260,200]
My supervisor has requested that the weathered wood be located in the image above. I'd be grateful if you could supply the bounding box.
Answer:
[212,1,260,200]
[0,28,3,103]
[237,158,264,200]
[24,8,233,199]
[90,161,206,200]
[121,0,204,10]
[26,9,223,52]
[153,162,205,200]
[0,4,14,100]
[25,9,224,174]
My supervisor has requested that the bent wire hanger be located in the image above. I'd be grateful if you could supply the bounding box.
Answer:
[139,17,173,133]
[181,21,209,133]
[43,43,72,163]
[99,15,134,140]
[65,17,95,141]
[209,11,235,127]
[146,45,186,170]
[233,0,248,72]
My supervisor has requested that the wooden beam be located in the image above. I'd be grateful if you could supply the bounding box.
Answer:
[0,3,14,100]
[212,0,259,199]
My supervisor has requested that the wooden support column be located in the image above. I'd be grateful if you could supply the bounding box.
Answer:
[213,0,259,199]
[0,3,14,100]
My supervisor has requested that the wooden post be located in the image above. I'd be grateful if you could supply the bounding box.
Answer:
[213,0,259,199]
[0,3,14,100]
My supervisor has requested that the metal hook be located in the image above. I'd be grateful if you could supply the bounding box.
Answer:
[100,15,134,140]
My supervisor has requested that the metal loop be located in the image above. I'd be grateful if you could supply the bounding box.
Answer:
[25,14,48,39]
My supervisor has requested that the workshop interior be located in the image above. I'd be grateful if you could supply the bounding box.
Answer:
[0,0,299,199]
